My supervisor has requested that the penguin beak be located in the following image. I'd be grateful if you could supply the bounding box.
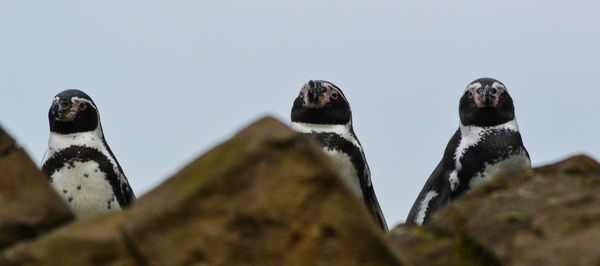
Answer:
[477,85,498,107]
[307,88,325,104]
[52,99,78,121]
[306,81,327,106]
[481,85,493,105]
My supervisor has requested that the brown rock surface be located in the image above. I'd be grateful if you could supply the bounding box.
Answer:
[388,155,600,266]
[387,225,453,266]
[0,126,73,249]
[1,117,401,266]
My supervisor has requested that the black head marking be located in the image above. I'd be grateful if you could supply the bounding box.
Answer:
[48,89,100,134]
[291,80,352,125]
[459,78,515,127]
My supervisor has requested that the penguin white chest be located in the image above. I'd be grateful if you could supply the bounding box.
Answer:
[322,148,363,199]
[468,150,531,189]
[50,160,120,219]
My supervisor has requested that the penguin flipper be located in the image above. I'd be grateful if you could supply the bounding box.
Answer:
[406,129,461,225]
[406,159,453,225]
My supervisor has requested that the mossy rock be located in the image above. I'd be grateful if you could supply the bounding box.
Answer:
[1,117,402,266]
[0,125,73,250]
[389,155,600,266]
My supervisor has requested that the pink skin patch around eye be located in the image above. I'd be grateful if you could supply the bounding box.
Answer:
[302,82,336,108]
[62,99,84,120]
[471,87,504,108]
[63,107,79,120]
[318,82,339,102]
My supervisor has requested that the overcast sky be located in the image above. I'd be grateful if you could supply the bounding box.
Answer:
[2,1,599,227]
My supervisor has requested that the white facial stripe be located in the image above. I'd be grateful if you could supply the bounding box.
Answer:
[43,95,105,162]
[71,97,101,119]
[321,82,348,102]
[71,97,98,111]
[464,82,482,93]
[492,81,505,90]
[492,81,507,94]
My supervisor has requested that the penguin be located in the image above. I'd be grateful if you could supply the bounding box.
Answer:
[406,78,530,225]
[291,80,388,231]
[41,89,135,219]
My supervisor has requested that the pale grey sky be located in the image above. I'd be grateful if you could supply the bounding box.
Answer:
[1,1,599,227]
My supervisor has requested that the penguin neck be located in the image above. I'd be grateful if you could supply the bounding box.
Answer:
[290,120,362,149]
[459,119,519,138]
[46,126,106,157]
[290,120,353,134]
[450,118,522,192]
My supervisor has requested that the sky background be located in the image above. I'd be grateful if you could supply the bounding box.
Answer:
[1,1,599,227]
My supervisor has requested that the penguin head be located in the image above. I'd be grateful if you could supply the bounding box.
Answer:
[291,80,352,125]
[459,78,515,127]
[48,89,100,134]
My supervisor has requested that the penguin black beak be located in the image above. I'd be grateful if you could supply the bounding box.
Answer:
[307,81,326,105]
[52,99,77,121]
[479,85,496,106]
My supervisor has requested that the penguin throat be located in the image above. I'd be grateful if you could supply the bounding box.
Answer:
[290,121,361,149]
[45,128,105,159]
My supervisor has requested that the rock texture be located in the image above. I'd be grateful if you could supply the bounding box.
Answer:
[5,116,599,265]
[387,224,498,266]
[0,126,73,250]
[1,117,401,266]
[388,155,600,266]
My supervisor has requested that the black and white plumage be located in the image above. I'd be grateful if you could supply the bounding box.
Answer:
[406,78,530,225]
[291,80,388,230]
[41,89,135,219]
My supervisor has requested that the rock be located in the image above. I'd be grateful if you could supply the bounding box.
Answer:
[1,117,402,265]
[388,155,600,266]
[0,126,73,249]
[387,225,453,266]
[387,224,499,266]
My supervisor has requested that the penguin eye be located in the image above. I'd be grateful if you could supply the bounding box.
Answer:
[331,92,339,99]
[79,102,87,110]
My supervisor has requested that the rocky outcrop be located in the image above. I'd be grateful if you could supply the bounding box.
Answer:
[388,155,600,266]
[4,116,600,265]
[1,117,401,265]
[0,126,73,250]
